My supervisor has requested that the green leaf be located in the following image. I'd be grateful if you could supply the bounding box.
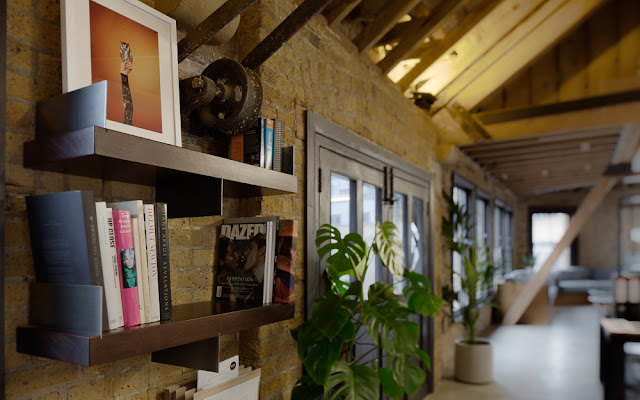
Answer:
[292,374,324,400]
[378,367,404,399]
[327,360,379,400]
[292,321,325,358]
[403,271,444,317]
[373,221,404,279]
[415,348,431,371]
[392,356,426,397]
[311,292,351,341]
[390,321,419,355]
[361,299,414,354]
[304,337,342,385]
[316,224,369,281]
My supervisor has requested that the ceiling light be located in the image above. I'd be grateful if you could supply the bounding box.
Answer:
[541,169,549,177]
[580,142,591,152]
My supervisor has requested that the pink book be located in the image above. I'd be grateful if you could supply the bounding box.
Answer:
[112,210,141,327]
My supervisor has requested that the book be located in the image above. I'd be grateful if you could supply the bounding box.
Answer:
[197,355,240,391]
[25,190,108,329]
[229,134,244,163]
[131,217,148,324]
[243,118,262,166]
[95,202,124,330]
[274,219,297,304]
[216,217,276,305]
[144,204,161,322]
[156,203,172,321]
[273,121,283,172]
[264,118,274,170]
[112,209,141,327]
[110,200,150,324]
[260,118,266,168]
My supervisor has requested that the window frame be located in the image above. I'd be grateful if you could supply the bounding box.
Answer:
[527,206,578,269]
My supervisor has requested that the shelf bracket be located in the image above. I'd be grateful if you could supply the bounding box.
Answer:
[152,335,221,372]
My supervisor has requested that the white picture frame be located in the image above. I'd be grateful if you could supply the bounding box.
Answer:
[61,0,181,146]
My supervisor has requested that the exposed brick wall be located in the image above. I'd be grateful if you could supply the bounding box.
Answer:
[3,0,509,398]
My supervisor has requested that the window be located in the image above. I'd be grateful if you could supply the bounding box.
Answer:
[528,207,577,272]
[451,180,473,313]
[307,112,435,396]
[494,200,513,275]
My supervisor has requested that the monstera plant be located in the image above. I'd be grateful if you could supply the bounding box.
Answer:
[291,221,443,399]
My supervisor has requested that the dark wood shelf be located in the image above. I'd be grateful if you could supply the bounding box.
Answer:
[17,302,294,366]
[23,126,297,217]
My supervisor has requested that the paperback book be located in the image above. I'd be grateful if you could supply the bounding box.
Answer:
[274,219,297,303]
[112,209,141,327]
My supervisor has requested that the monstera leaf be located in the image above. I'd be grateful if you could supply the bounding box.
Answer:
[311,291,351,340]
[403,271,444,317]
[316,224,369,286]
[390,355,426,397]
[292,374,324,400]
[326,361,379,400]
[361,295,417,355]
[378,367,404,399]
[372,221,404,279]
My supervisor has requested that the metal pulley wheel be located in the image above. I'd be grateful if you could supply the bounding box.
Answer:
[197,58,263,136]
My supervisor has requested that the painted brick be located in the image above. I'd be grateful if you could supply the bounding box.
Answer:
[5,279,29,308]
[6,161,35,188]
[37,52,62,82]
[38,170,65,192]
[68,175,103,194]
[81,361,118,378]
[192,289,213,303]
[171,290,192,305]
[190,215,221,227]
[104,180,154,202]
[7,40,35,74]
[69,377,113,399]
[4,247,35,278]
[5,100,33,130]
[169,227,203,246]
[5,130,31,161]
[168,218,189,228]
[148,363,184,387]
[170,249,191,268]
[5,342,31,369]
[260,368,296,398]
[6,362,78,398]
[179,268,206,288]
[113,369,146,396]
[35,0,60,22]
[5,219,30,247]
[7,8,61,51]
[192,249,214,267]
[40,392,62,400]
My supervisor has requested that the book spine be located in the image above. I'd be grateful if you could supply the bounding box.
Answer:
[243,118,261,166]
[131,217,147,324]
[95,202,124,330]
[260,117,265,168]
[229,134,244,162]
[81,191,108,330]
[273,121,282,172]
[274,219,297,303]
[265,118,274,170]
[156,203,172,321]
[144,204,161,322]
[135,202,151,323]
[112,210,141,327]
[105,208,125,328]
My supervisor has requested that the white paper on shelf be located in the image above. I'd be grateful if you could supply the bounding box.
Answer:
[194,368,260,400]
[197,355,240,392]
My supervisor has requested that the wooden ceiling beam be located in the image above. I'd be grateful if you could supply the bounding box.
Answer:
[465,138,617,160]
[377,17,427,46]
[460,129,619,152]
[377,0,463,74]
[467,142,617,162]
[484,102,640,139]
[473,146,613,168]
[352,0,421,53]
[446,0,610,111]
[396,0,501,92]
[323,0,362,28]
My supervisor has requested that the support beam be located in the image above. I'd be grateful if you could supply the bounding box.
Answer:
[448,0,609,110]
[502,176,617,325]
[352,0,421,53]
[446,102,491,140]
[377,0,463,74]
[178,0,257,63]
[323,0,362,28]
[484,102,640,139]
[396,0,500,92]
[242,0,334,69]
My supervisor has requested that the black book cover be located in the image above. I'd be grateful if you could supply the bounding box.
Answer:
[155,203,172,321]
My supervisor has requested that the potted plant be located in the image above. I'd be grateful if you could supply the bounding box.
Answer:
[291,221,443,399]
[441,192,497,384]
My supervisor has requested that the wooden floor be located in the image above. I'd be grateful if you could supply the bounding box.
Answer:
[426,305,616,400]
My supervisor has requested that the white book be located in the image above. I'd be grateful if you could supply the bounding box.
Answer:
[144,204,161,322]
[194,368,260,400]
[264,220,274,304]
[131,217,147,324]
[95,202,124,330]
[110,200,151,323]
[197,355,240,391]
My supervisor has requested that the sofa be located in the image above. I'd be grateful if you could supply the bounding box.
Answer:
[552,266,616,305]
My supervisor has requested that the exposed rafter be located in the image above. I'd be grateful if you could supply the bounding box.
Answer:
[377,0,463,74]
[352,0,421,53]
[323,0,362,28]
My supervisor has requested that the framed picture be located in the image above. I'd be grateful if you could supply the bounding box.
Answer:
[61,0,181,146]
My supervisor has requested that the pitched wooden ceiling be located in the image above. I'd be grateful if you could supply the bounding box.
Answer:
[323,0,640,194]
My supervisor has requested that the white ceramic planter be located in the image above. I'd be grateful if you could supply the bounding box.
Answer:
[454,338,493,384]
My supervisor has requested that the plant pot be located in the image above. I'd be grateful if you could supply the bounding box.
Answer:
[454,337,493,384]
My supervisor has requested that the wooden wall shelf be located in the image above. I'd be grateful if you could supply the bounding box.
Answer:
[24,126,297,217]
[17,302,294,366]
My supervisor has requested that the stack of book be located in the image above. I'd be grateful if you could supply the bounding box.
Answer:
[229,117,285,172]
[26,190,172,333]
[165,356,260,400]
[215,217,297,305]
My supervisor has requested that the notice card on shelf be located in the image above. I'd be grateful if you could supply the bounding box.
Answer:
[197,356,240,391]
[194,368,260,400]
